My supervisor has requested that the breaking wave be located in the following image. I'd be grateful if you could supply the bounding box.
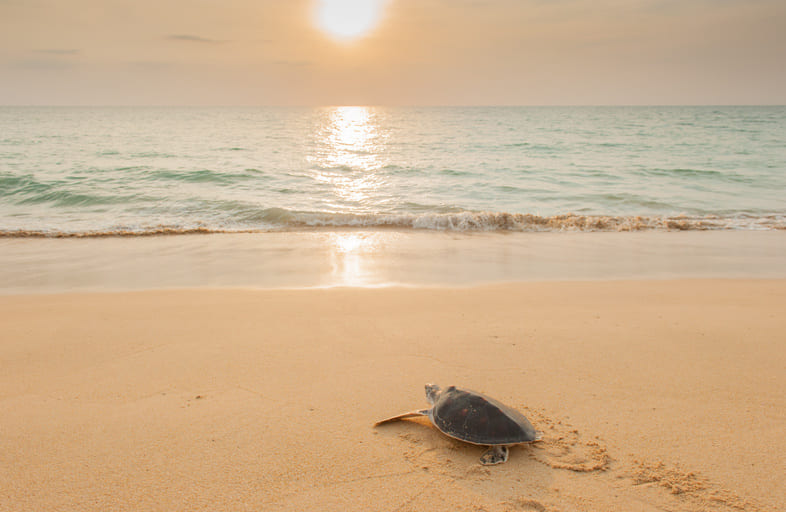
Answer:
[2,210,784,238]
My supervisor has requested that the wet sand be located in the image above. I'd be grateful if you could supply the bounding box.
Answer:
[1,230,785,293]
[1,280,784,511]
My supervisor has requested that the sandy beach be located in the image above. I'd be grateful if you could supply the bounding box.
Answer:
[4,2,785,508]
[1,279,784,511]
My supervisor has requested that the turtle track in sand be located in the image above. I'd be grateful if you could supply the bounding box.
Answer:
[384,406,769,512]
[619,460,768,512]
[521,406,611,473]
[524,407,768,511]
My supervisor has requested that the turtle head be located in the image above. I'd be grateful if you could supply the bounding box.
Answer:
[425,383,441,404]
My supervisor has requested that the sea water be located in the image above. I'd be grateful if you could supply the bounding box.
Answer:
[1,106,785,236]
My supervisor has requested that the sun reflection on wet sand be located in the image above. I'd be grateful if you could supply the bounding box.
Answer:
[327,231,385,286]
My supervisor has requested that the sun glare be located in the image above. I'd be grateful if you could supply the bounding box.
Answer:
[314,0,387,41]
[308,106,387,209]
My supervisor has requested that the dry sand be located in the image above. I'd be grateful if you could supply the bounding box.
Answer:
[1,280,784,511]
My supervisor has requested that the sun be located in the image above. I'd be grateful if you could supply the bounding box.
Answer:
[314,0,387,42]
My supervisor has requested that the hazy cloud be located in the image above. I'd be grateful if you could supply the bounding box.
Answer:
[166,34,225,44]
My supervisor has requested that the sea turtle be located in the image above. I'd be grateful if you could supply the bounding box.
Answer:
[375,384,542,465]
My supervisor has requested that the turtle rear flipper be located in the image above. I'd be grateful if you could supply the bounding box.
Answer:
[374,409,430,426]
[480,445,508,465]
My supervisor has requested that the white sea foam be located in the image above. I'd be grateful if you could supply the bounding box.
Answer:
[2,211,784,238]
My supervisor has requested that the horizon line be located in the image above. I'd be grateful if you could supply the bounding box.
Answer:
[2,103,785,108]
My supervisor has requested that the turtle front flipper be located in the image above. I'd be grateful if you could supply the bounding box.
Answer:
[479,445,509,465]
[374,409,430,426]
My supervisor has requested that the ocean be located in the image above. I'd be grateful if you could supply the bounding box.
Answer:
[1,106,784,236]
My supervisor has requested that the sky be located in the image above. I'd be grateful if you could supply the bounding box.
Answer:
[1,0,784,106]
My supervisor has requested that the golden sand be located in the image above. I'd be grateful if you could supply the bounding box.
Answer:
[1,280,784,511]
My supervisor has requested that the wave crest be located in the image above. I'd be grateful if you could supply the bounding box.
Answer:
[1,211,784,238]
[288,211,786,232]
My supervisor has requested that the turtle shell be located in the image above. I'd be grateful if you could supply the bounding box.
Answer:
[430,386,540,446]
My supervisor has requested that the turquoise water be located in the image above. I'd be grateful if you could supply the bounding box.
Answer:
[1,106,784,235]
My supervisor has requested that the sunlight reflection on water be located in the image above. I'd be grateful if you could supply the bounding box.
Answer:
[308,106,390,212]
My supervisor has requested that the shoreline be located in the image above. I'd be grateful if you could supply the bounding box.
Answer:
[1,280,784,511]
[2,211,785,237]
[1,230,785,294]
